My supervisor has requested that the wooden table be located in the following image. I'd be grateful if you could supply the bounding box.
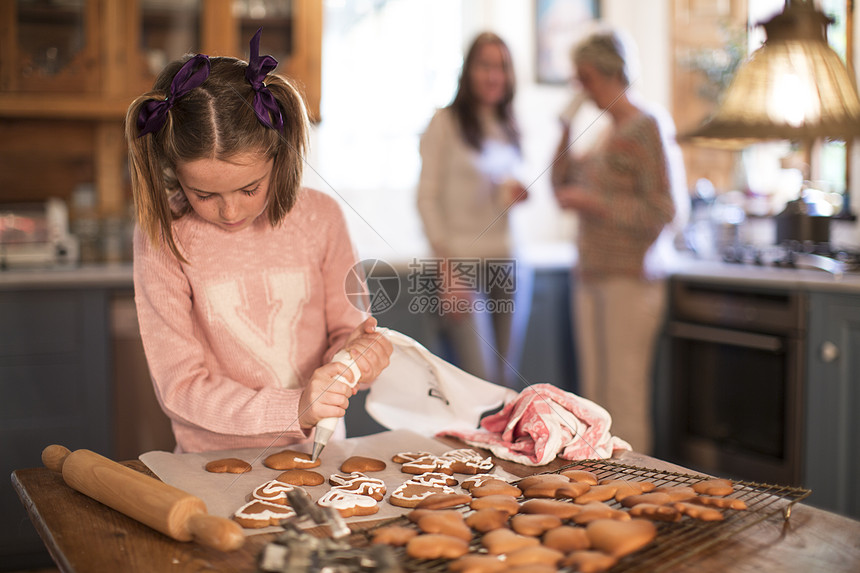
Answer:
[12,442,860,572]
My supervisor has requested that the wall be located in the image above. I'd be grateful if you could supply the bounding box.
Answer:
[462,0,673,252]
[306,0,860,259]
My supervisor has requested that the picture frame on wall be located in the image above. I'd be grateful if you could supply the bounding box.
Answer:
[536,0,601,84]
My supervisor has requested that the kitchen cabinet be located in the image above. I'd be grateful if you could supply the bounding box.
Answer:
[0,0,321,235]
[804,291,860,518]
[0,287,111,570]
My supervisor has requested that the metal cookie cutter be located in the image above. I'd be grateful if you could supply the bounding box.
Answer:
[258,488,400,573]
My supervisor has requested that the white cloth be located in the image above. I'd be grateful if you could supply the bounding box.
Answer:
[365,328,517,436]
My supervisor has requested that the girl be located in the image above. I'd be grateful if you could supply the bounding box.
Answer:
[126,30,392,453]
[416,32,528,388]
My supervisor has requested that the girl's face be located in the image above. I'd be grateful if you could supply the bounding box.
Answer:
[176,153,272,233]
[470,42,509,107]
[575,61,619,110]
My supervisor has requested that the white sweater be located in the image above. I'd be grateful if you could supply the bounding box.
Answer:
[417,107,522,259]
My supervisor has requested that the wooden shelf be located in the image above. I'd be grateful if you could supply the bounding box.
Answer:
[0,94,132,120]
[0,0,321,231]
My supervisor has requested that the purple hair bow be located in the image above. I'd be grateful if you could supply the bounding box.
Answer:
[137,54,211,137]
[245,27,285,131]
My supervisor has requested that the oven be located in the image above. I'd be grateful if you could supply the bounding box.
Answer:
[664,278,806,486]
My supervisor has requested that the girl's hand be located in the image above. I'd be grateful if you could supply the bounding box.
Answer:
[298,362,355,429]
[343,317,393,384]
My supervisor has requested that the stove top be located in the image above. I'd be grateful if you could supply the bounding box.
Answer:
[720,243,860,276]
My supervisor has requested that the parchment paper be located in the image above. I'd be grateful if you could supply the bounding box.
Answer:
[139,429,517,535]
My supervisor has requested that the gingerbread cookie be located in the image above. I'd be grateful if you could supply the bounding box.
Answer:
[652,485,697,502]
[329,472,387,501]
[340,455,386,473]
[317,488,379,517]
[504,546,565,568]
[561,469,599,485]
[542,525,591,552]
[519,498,583,520]
[600,479,656,502]
[389,478,457,508]
[586,518,657,558]
[252,479,297,505]
[518,474,588,499]
[465,507,510,533]
[561,550,618,573]
[232,499,295,528]
[673,501,724,521]
[401,454,454,475]
[575,483,619,504]
[460,475,507,492]
[689,496,748,510]
[263,449,320,470]
[470,494,521,516]
[572,502,630,525]
[510,513,563,536]
[371,525,418,546]
[481,528,541,555]
[406,534,469,560]
[275,469,324,486]
[448,555,506,573]
[391,451,433,463]
[619,492,673,508]
[416,511,472,541]
[628,503,682,522]
[470,480,523,498]
[439,448,494,474]
[408,471,459,487]
[204,458,252,474]
[692,478,734,496]
[414,492,472,510]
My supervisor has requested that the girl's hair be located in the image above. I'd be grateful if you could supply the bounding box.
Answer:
[449,32,520,152]
[125,56,309,262]
[573,29,639,87]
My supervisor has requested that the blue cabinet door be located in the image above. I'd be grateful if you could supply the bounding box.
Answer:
[805,292,860,518]
[0,288,111,568]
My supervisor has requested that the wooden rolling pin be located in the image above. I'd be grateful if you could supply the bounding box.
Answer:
[42,445,244,551]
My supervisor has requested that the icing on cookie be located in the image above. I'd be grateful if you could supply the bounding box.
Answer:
[329,472,386,500]
[252,479,297,504]
[317,489,379,516]
[409,471,458,487]
[232,499,296,528]
[441,448,494,473]
[389,479,457,507]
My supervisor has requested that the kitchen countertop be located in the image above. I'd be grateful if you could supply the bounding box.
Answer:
[0,262,133,289]
[12,435,860,573]
[2,249,860,294]
[668,254,860,294]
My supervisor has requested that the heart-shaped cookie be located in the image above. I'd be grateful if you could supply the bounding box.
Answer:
[586,518,657,558]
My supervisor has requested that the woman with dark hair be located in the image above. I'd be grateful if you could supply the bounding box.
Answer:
[417,32,528,388]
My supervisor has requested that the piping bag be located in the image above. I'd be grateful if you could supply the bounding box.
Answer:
[310,328,515,460]
[310,348,361,461]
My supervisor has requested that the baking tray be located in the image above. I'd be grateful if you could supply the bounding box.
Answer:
[349,458,812,572]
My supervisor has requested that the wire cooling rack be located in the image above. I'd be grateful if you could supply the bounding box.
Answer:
[349,458,811,572]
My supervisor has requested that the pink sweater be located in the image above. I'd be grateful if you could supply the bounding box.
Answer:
[133,188,367,452]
